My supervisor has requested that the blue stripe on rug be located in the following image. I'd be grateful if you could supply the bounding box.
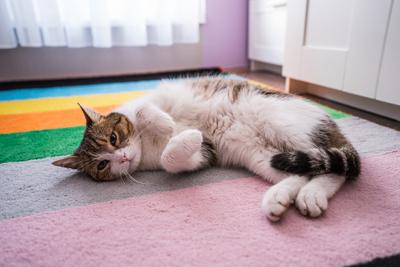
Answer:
[0,75,245,102]
[0,80,160,101]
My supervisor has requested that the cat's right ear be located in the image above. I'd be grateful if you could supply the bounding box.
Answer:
[52,156,80,169]
[78,103,102,127]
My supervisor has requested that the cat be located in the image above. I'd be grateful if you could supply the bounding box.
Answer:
[53,77,360,221]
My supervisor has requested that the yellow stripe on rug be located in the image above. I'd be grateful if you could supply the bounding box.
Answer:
[0,91,147,115]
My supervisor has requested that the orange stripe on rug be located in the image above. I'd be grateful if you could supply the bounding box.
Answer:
[0,106,116,134]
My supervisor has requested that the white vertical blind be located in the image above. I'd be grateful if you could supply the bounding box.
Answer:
[0,0,204,48]
[0,0,17,48]
[10,0,42,47]
[36,0,66,46]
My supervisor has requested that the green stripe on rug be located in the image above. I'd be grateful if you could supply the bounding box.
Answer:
[0,126,84,163]
[319,105,349,119]
[309,101,350,119]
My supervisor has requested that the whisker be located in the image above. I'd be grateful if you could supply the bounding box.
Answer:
[123,171,135,184]
[120,173,126,185]
[121,171,131,184]
[125,171,147,185]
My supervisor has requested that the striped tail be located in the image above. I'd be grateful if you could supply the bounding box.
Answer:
[270,145,361,180]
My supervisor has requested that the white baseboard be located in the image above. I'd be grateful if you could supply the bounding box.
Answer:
[286,78,399,121]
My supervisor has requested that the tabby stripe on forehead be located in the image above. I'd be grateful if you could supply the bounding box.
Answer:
[124,116,134,136]
[86,135,103,148]
[115,115,133,140]
[115,116,122,126]
[126,116,134,133]
[88,133,108,145]
[112,116,123,139]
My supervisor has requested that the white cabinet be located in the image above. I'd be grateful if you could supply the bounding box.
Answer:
[343,0,392,98]
[283,0,400,109]
[377,0,400,106]
[248,0,287,66]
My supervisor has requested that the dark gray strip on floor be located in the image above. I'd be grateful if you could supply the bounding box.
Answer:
[0,161,250,220]
[0,117,399,220]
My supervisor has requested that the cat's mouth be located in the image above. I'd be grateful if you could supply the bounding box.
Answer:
[120,160,133,172]
[117,155,140,177]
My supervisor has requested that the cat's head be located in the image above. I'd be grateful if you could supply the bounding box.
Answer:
[52,104,142,181]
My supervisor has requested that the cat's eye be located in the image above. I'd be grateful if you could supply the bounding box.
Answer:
[98,160,109,171]
[110,132,117,146]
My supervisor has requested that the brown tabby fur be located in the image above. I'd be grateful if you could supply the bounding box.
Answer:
[53,111,134,181]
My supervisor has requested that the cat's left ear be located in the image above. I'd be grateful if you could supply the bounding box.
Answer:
[78,103,102,127]
[52,156,80,169]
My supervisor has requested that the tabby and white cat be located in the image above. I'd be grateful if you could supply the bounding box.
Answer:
[53,77,360,221]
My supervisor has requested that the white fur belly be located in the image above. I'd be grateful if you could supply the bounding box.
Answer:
[151,82,328,168]
[205,96,327,166]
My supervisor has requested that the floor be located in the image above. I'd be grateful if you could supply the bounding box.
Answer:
[2,70,400,267]
[228,69,400,131]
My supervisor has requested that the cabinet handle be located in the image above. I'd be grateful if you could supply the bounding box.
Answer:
[272,3,287,8]
[269,0,287,8]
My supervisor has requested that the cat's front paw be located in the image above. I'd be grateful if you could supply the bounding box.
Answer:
[261,186,293,222]
[137,105,175,135]
[164,129,203,159]
[295,185,328,218]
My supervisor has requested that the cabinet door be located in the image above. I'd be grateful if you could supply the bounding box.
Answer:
[376,0,400,106]
[343,0,392,98]
[248,0,287,65]
[284,0,391,96]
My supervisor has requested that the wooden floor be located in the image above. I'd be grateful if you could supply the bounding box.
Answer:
[228,69,400,131]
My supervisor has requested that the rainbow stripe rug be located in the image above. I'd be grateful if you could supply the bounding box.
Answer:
[1,76,400,267]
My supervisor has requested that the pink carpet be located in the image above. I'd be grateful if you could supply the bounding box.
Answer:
[1,151,400,267]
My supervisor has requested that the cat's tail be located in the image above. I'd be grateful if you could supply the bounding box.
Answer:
[270,144,360,180]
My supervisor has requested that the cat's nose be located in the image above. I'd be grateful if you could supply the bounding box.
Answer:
[120,155,129,163]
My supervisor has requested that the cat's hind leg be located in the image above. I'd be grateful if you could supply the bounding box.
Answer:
[248,148,346,219]
[243,149,309,221]
[295,174,345,217]
[261,175,309,221]
[160,129,215,173]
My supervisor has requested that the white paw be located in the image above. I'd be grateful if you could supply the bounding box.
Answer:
[261,186,293,222]
[296,185,328,218]
[160,129,203,172]
[138,105,175,135]
[168,129,203,157]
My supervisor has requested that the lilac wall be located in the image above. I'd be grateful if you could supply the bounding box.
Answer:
[202,0,249,68]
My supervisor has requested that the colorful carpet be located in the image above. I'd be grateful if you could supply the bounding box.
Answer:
[1,76,400,266]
